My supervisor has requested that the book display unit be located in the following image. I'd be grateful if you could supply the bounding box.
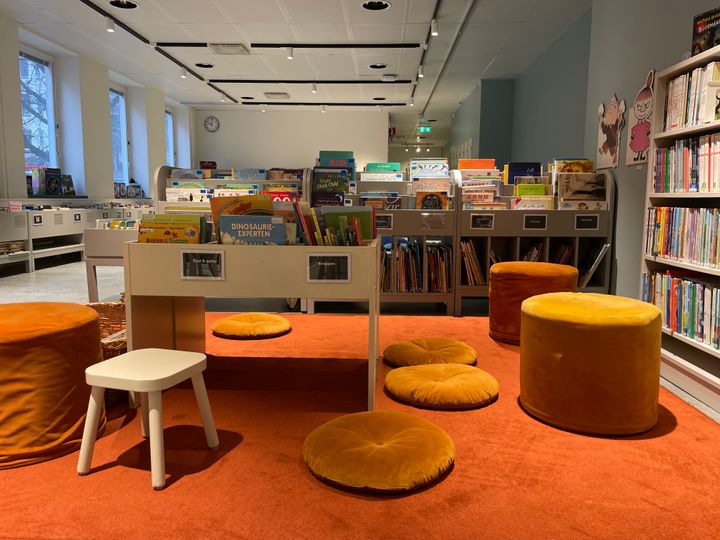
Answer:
[453,184,615,316]
[641,45,720,413]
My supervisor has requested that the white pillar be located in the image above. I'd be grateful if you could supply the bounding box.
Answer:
[127,86,166,197]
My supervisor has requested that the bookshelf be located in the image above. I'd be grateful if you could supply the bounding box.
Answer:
[0,212,31,273]
[123,240,381,410]
[640,44,720,414]
[453,187,615,316]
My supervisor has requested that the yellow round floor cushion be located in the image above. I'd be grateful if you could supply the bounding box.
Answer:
[302,410,455,492]
[383,338,477,367]
[211,313,291,340]
[385,364,499,410]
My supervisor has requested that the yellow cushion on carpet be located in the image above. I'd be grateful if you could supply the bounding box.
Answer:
[211,313,291,340]
[520,292,662,435]
[385,364,499,410]
[302,410,455,492]
[489,261,578,345]
[383,338,477,367]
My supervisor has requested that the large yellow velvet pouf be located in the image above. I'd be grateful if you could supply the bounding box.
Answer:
[211,312,291,340]
[385,364,499,410]
[0,302,104,469]
[520,292,662,435]
[302,410,455,492]
[383,338,477,367]
[489,261,578,345]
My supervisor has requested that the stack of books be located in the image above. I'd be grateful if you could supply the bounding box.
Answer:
[138,214,209,244]
[409,158,451,210]
[312,151,355,206]
[459,158,505,209]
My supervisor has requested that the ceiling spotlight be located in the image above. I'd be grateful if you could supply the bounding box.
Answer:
[430,19,438,37]
[417,136,421,141]
[404,147,409,152]
[416,147,421,153]
[321,104,327,113]
[287,47,294,60]
[105,17,115,33]
[377,105,383,112]
[261,105,267,113]
[180,67,188,79]
[426,148,431,152]
[312,83,318,94]
[418,65,424,78]
[220,96,226,102]
[409,97,415,107]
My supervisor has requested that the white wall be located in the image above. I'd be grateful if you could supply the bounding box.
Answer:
[0,15,26,198]
[388,146,445,172]
[193,109,388,170]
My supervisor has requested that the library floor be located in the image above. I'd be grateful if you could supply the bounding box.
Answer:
[0,259,718,424]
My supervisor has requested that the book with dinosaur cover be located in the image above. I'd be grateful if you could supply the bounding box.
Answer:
[218,215,286,245]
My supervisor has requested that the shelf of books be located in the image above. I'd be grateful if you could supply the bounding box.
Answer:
[452,159,614,315]
[640,43,720,414]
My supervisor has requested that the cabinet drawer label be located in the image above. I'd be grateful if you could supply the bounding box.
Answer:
[307,254,351,283]
[375,214,393,230]
[575,214,599,230]
[32,215,43,226]
[470,213,495,230]
[181,251,225,280]
[523,214,547,230]
[73,212,82,223]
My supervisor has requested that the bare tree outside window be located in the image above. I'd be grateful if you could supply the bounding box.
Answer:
[109,89,129,183]
[19,52,57,174]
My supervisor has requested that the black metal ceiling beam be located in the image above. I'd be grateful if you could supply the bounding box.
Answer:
[210,79,413,85]
[154,47,204,82]
[247,102,406,106]
[78,0,149,44]
[207,83,238,104]
[251,43,421,49]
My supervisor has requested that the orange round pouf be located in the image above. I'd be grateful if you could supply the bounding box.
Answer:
[489,261,578,345]
[211,313,291,340]
[0,302,104,469]
[383,338,477,367]
[302,410,455,492]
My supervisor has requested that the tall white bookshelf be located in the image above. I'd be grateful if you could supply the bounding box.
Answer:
[641,44,720,415]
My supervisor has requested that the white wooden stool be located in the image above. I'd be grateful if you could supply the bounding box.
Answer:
[77,348,219,490]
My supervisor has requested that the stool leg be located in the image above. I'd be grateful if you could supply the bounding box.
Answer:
[191,373,219,450]
[77,386,105,475]
[139,392,149,438]
[147,391,165,490]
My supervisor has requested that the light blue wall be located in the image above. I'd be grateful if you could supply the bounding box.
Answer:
[583,0,719,298]
[449,83,481,157]
[479,79,515,168]
[512,10,591,164]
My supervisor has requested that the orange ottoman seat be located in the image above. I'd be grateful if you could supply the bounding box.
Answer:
[489,261,578,344]
[0,303,105,469]
[520,293,661,435]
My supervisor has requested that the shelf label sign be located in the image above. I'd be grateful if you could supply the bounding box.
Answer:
[575,214,599,231]
[470,213,495,230]
[523,214,547,230]
[32,214,42,226]
[181,250,225,280]
[375,214,393,230]
[73,212,82,223]
[307,253,351,283]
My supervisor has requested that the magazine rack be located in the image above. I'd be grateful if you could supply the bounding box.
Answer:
[123,239,381,410]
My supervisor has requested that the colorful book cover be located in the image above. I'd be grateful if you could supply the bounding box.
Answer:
[366,162,401,172]
[510,196,554,209]
[320,206,375,241]
[415,191,449,210]
[170,168,204,179]
[514,184,547,196]
[692,7,720,56]
[218,215,285,245]
[261,190,298,202]
[266,168,305,181]
[412,178,451,194]
[138,214,205,244]
[209,194,274,227]
[458,158,495,169]
[557,172,607,201]
[507,162,541,184]
[319,150,354,160]
[358,172,404,182]
[311,192,345,206]
[312,168,351,192]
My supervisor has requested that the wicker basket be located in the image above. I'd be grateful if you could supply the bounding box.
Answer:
[87,301,128,360]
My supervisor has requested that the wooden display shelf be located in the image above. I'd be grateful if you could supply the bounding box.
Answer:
[123,240,380,410]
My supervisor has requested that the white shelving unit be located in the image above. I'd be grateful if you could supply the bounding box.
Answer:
[640,44,720,414]
[0,212,31,272]
[27,209,87,268]
[84,228,138,302]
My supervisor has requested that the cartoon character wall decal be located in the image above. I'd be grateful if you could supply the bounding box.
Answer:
[626,70,655,165]
[596,94,626,169]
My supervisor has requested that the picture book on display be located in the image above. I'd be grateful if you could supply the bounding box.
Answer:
[138,214,208,244]
[507,162,541,184]
[692,7,720,56]
[293,203,374,246]
[218,215,286,245]
[557,172,607,201]
[416,191,449,210]
[209,194,273,227]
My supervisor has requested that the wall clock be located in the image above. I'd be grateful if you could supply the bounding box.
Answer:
[204,115,220,133]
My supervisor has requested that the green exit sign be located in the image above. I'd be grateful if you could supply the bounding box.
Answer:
[418,126,432,133]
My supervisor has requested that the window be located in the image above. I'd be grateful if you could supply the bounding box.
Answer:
[19,51,57,174]
[165,110,175,167]
[109,88,129,183]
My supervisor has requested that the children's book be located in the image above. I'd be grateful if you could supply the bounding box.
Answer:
[209,194,274,226]
[507,162,542,184]
[218,215,285,245]
[416,191,449,210]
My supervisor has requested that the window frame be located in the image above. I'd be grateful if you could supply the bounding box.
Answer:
[165,109,176,167]
[108,85,130,184]
[19,45,59,174]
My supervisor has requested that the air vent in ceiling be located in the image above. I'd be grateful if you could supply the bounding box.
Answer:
[207,43,250,55]
[263,92,290,100]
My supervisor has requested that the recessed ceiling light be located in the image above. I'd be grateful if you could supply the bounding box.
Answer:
[372,97,386,101]
[109,0,138,8]
[426,148,431,152]
[369,63,388,70]
[415,147,421,153]
[362,1,391,11]
[195,63,214,69]
[241,96,254,100]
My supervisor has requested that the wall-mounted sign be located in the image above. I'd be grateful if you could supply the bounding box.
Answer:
[575,214,600,231]
[307,253,351,283]
[470,213,495,230]
[418,126,432,133]
[102,211,109,219]
[181,251,225,280]
[375,214,393,230]
[523,214,547,230]
[32,214,43,226]
[73,212,82,223]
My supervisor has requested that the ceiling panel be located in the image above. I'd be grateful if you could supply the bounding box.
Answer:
[307,54,360,78]
[343,0,435,24]
[145,0,230,24]
[131,23,192,42]
[279,0,347,25]
[294,25,351,42]
[214,0,289,24]
[101,0,177,25]
[468,0,535,23]
[348,23,427,43]
[235,24,297,43]
[177,23,249,43]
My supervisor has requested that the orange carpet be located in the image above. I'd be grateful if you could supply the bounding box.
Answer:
[1,313,719,539]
